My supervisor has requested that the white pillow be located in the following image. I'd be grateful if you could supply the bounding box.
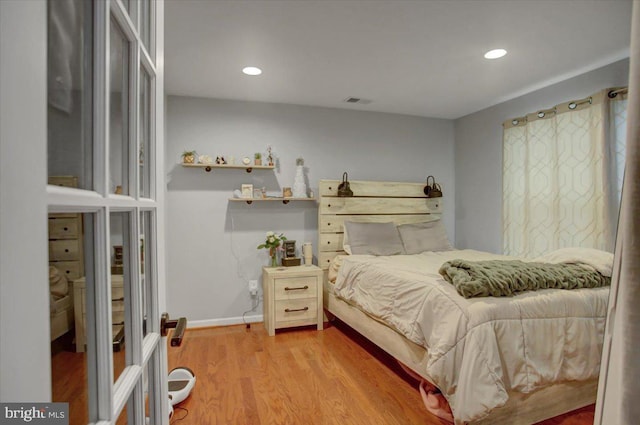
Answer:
[534,247,614,277]
[397,220,453,254]
[342,221,405,256]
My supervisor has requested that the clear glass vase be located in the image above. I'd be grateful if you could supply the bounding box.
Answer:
[269,247,278,267]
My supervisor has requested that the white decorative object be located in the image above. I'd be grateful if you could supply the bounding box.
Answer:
[292,158,307,198]
[241,184,253,198]
[303,242,313,265]
[242,156,251,165]
[198,154,213,164]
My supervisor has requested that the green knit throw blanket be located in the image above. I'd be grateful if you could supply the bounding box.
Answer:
[439,259,610,298]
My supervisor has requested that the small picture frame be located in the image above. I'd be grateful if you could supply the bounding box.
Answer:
[283,240,296,258]
[241,184,253,198]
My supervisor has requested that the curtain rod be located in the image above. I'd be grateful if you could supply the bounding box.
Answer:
[608,87,628,98]
[505,86,628,128]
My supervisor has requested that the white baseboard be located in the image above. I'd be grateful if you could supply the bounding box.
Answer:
[187,314,264,329]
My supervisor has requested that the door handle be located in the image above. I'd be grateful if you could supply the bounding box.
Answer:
[161,313,187,346]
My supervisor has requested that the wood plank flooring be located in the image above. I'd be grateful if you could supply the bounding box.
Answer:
[166,321,595,425]
[51,321,594,424]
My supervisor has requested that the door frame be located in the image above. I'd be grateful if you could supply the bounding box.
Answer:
[0,0,51,402]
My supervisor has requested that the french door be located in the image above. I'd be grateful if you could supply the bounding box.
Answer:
[0,0,168,424]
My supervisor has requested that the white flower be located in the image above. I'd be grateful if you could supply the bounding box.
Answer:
[266,231,274,237]
[268,236,275,244]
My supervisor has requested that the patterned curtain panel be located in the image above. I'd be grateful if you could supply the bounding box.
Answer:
[503,90,627,257]
[611,98,628,206]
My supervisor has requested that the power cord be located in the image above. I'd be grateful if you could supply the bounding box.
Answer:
[230,214,265,330]
[170,406,189,424]
[229,214,252,283]
[242,295,261,329]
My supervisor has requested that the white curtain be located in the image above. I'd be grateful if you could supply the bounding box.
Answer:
[503,90,626,257]
[595,1,640,423]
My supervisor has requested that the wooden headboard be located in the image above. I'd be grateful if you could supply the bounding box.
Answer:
[317,179,443,270]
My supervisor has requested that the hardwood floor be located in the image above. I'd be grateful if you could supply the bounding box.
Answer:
[51,321,594,424]
[166,321,595,425]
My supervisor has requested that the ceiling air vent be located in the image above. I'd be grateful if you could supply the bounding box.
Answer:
[343,97,372,104]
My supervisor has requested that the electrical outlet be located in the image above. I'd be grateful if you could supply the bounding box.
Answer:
[249,280,258,295]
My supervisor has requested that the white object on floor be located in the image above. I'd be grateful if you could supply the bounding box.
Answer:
[168,367,196,406]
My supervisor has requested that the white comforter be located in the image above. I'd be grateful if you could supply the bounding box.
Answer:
[333,249,609,423]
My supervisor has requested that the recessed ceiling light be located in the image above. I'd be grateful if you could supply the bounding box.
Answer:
[484,49,507,59]
[242,66,262,76]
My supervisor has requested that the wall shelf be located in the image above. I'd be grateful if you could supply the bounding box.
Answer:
[182,163,275,173]
[229,197,316,205]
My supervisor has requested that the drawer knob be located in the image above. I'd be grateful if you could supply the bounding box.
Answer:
[65,249,69,252]
[284,285,309,291]
[284,306,309,313]
[112,297,125,302]
[63,227,68,231]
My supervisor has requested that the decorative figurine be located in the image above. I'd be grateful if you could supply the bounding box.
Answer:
[292,157,307,198]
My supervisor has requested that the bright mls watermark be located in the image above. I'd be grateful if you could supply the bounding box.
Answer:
[0,403,68,424]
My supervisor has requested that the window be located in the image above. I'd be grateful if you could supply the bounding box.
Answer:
[502,89,627,257]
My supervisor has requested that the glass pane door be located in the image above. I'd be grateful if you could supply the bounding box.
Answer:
[110,16,130,196]
[50,212,95,424]
[47,0,93,191]
[139,67,151,198]
[46,1,166,424]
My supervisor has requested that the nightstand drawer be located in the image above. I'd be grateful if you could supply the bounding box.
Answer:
[49,239,80,261]
[274,276,317,300]
[275,298,317,323]
[112,310,125,326]
[112,286,124,302]
[81,286,124,314]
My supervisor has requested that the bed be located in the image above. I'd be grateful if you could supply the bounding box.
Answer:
[318,179,608,425]
[50,265,75,341]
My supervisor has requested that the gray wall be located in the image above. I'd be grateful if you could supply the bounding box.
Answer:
[166,96,455,324]
[454,59,630,254]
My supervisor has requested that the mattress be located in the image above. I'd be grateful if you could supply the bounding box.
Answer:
[332,249,609,423]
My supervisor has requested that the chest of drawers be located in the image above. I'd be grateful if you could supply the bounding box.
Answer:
[48,176,84,282]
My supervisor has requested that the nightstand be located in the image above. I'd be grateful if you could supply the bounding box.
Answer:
[73,275,125,352]
[262,265,323,336]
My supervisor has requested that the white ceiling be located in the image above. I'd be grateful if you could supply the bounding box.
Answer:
[165,0,632,119]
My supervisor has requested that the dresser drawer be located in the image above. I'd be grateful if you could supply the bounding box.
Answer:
[49,218,79,239]
[49,239,80,261]
[274,276,318,300]
[111,298,125,314]
[275,298,317,324]
[50,261,82,280]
